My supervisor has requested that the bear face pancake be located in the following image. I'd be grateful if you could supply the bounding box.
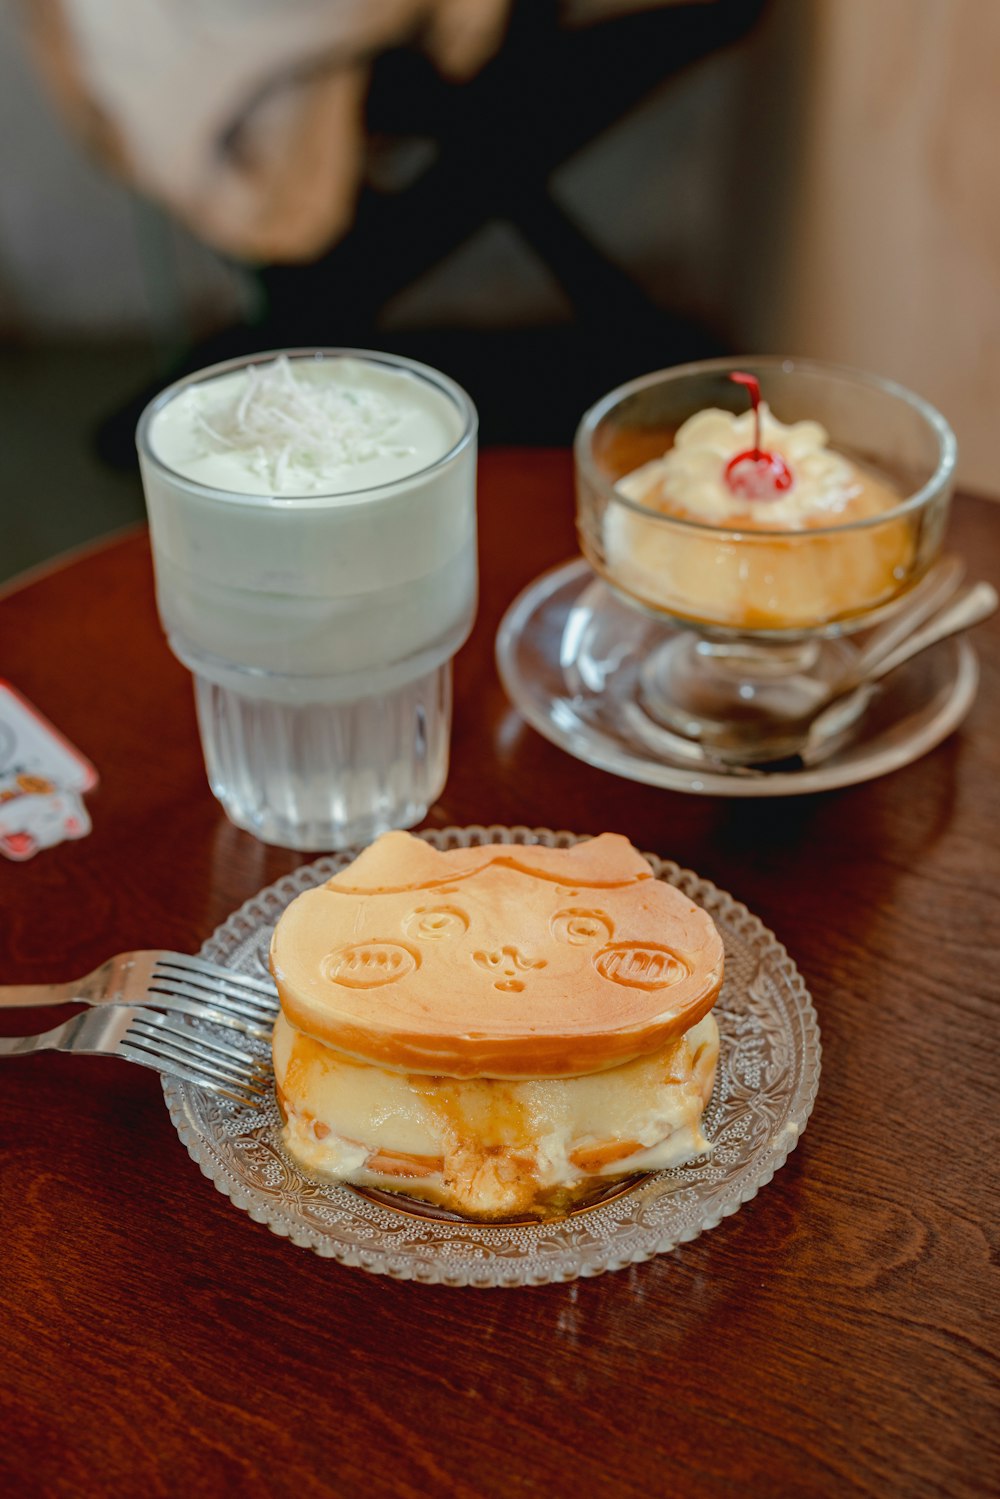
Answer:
[270,832,724,1078]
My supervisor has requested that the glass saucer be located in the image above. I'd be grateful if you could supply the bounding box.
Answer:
[162,825,821,1288]
[495,559,979,798]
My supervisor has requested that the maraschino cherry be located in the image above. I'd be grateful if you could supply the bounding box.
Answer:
[724,371,794,499]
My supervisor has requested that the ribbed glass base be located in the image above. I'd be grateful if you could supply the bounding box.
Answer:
[192,663,451,850]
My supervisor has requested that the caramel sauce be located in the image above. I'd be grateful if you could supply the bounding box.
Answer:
[363,1148,443,1180]
[569,1139,643,1173]
[408,1074,534,1152]
[592,422,676,480]
[352,1172,648,1225]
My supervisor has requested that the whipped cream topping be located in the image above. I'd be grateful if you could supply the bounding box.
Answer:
[616,403,864,527]
[150,355,463,496]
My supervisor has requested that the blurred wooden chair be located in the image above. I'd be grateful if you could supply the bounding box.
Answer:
[259,0,767,346]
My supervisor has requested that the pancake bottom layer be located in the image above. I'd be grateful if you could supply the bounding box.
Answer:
[273,1011,719,1219]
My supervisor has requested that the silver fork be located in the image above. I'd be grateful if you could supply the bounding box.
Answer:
[0,1004,272,1107]
[0,951,279,1039]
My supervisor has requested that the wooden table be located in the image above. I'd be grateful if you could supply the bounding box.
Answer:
[2,452,998,1498]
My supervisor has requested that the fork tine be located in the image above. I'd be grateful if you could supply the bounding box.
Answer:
[122,1028,272,1098]
[154,954,277,999]
[2,1002,272,1108]
[128,1010,271,1071]
[148,977,275,1025]
[150,966,278,1028]
[158,970,278,1006]
[144,985,275,1039]
[123,1034,267,1092]
[117,1044,268,1107]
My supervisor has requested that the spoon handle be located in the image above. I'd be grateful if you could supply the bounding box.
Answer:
[799,580,997,768]
[850,555,965,681]
[866,581,998,684]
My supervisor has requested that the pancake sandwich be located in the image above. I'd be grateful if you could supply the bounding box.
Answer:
[270,831,724,1219]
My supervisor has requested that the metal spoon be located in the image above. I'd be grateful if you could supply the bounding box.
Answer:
[843,555,965,688]
[629,578,996,776]
[794,580,997,766]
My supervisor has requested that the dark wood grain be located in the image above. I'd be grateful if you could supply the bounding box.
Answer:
[1,452,998,1499]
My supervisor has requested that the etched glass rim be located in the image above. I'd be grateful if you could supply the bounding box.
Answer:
[162,825,822,1287]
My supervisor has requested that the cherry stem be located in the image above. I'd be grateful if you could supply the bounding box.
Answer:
[729,371,762,459]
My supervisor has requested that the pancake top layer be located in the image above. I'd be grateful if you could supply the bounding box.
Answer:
[270,831,724,1078]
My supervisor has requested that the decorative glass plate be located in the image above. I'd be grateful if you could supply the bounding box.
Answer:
[163,826,821,1288]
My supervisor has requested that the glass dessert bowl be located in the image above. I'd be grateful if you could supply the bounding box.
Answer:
[574,357,956,764]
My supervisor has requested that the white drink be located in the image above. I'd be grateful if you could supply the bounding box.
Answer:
[137,351,478,849]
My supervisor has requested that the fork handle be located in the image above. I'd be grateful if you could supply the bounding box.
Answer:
[0,982,80,1009]
[0,1025,64,1053]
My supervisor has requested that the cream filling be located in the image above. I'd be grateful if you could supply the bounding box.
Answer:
[273,1011,719,1218]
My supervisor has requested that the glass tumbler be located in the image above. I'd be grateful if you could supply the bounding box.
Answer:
[137,349,478,849]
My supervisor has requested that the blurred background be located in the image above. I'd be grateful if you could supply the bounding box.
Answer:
[1,0,996,586]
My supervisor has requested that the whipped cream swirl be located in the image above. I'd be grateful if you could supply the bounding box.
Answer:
[617,404,863,527]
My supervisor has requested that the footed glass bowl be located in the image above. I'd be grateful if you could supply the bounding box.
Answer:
[574,358,956,763]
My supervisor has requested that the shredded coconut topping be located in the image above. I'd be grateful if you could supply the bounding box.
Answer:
[191,356,416,490]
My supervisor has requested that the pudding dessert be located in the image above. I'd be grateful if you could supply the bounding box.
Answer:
[601,375,914,631]
[270,831,724,1219]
